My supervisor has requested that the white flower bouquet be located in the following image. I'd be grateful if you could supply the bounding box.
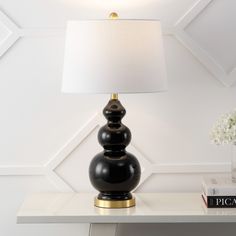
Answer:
[210,110,236,145]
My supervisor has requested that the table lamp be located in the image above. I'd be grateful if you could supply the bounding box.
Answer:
[62,13,167,208]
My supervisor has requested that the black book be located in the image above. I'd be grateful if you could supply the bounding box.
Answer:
[202,193,236,208]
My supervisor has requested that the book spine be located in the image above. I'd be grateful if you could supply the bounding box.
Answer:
[206,195,236,208]
[202,184,236,196]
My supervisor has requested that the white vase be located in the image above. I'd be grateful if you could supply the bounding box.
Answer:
[232,142,236,182]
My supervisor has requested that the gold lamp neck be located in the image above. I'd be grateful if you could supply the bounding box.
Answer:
[111,93,118,100]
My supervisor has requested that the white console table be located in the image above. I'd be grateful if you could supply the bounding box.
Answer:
[17,193,236,236]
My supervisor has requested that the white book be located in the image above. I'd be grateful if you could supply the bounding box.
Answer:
[202,176,236,196]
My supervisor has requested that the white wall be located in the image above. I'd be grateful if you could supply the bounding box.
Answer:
[0,0,236,235]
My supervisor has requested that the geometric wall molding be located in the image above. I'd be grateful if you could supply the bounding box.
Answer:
[173,0,236,87]
[0,10,20,57]
[0,9,64,58]
[0,113,232,192]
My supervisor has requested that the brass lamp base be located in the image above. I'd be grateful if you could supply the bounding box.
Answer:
[94,197,136,209]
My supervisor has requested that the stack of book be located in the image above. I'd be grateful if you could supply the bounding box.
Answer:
[202,176,236,208]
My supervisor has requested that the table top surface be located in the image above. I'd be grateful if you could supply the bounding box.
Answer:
[17,193,236,224]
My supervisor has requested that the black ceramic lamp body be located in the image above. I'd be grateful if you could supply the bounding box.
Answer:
[89,96,141,208]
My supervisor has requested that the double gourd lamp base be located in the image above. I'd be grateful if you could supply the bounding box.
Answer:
[62,13,167,208]
[91,93,140,208]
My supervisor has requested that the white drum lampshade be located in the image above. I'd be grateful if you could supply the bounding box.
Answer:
[62,19,167,94]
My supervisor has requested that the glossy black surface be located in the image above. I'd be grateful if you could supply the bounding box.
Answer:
[89,99,141,201]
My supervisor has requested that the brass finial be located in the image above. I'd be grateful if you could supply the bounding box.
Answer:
[109,12,119,19]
